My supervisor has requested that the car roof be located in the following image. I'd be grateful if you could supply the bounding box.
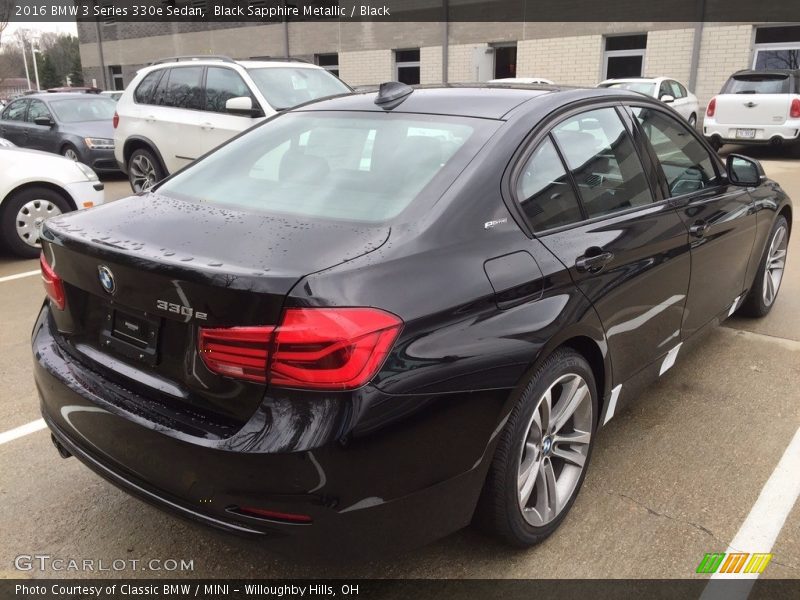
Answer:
[731,69,800,77]
[23,93,110,101]
[297,84,639,120]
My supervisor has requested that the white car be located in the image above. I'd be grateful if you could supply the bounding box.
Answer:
[102,90,124,102]
[1,146,104,257]
[489,77,554,85]
[703,69,800,151]
[597,77,700,126]
[113,56,351,192]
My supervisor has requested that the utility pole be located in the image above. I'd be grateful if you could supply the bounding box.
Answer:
[21,39,31,90]
[31,44,41,90]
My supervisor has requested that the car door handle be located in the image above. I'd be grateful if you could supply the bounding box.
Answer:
[575,249,614,273]
[689,220,709,237]
[145,115,156,123]
[201,122,215,131]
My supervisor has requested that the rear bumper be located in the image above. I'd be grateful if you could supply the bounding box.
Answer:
[703,119,800,145]
[32,304,504,555]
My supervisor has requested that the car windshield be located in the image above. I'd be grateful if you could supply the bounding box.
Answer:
[48,97,117,122]
[158,111,496,223]
[722,74,791,94]
[604,82,656,96]
[246,67,350,110]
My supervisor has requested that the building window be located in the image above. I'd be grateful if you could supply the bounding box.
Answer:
[315,53,339,77]
[395,49,420,85]
[110,65,124,91]
[753,25,800,70]
[493,43,517,79]
[603,34,647,79]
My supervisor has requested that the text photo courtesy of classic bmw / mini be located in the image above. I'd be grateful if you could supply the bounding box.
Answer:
[0,0,799,597]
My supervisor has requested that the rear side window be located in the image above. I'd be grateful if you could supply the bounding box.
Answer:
[632,106,719,196]
[722,74,791,94]
[552,107,653,219]
[516,137,583,231]
[158,67,204,110]
[205,67,252,113]
[134,70,163,104]
[2,100,27,121]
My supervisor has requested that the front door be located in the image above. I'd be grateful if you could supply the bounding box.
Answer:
[629,104,757,337]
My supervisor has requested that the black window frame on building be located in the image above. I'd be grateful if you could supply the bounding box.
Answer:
[603,34,647,79]
[492,42,517,79]
[110,65,124,91]
[315,53,340,77]
[753,25,800,70]
[395,48,421,85]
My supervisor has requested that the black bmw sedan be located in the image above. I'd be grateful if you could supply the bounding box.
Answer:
[0,93,118,173]
[32,83,791,553]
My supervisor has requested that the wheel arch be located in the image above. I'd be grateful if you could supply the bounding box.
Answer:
[122,136,168,174]
[1,181,77,214]
[778,203,792,238]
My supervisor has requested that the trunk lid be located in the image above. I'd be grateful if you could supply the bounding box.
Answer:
[42,194,389,433]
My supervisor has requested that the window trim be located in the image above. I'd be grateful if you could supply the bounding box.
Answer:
[394,48,421,84]
[507,100,661,237]
[624,102,726,205]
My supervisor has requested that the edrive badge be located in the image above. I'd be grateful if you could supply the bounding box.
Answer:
[98,265,116,294]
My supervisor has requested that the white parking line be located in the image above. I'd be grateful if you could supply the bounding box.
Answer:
[0,270,39,284]
[701,426,800,598]
[0,419,47,445]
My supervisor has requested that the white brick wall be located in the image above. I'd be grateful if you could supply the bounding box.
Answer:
[644,28,696,85]
[448,43,488,82]
[420,46,442,84]
[695,24,754,105]
[517,35,603,86]
[339,49,393,87]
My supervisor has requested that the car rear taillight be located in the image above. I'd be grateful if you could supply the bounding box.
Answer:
[198,308,402,390]
[40,253,65,310]
[198,326,272,383]
[706,97,716,117]
[790,98,800,119]
[112,111,119,128]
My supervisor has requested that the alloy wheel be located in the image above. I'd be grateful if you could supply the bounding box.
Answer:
[763,224,788,307]
[63,148,79,161]
[16,199,63,248]
[517,373,593,527]
[130,154,158,192]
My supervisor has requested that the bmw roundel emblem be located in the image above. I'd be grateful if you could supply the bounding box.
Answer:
[98,265,116,294]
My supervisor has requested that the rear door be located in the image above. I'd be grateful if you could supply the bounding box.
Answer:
[0,99,30,146]
[629,104,757,337]
[514,105,690,383]
[713,73,792,126]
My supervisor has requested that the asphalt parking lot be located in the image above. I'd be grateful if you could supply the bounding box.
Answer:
[0,155,798,580]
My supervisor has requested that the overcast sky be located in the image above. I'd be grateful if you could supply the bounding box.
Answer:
[3,21,78,44]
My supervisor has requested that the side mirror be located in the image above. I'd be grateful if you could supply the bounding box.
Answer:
[726,154,765,187]
[34,116,54,127]
[225,96,258,117]
[660,94,675,103]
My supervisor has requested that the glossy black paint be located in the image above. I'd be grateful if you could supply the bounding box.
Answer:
[0,93,118,172]
[33,85,792,554]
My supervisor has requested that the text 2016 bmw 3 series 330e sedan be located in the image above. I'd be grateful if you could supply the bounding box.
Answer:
[32,83,791,555]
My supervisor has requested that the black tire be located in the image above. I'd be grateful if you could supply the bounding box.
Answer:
[708,137,722,152]
[475,348,598,547]
[127,147,165,193]
[0,186,72,258]
[737,215,789,318]
[61,143,80,162]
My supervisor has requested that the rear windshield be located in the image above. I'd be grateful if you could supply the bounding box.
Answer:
[602,82,656,96]
[246,67,350,110]
[49,97,116,122]
[158,111,497,223]
[722,74,792,94]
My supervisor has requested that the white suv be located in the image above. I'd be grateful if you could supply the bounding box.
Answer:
[704,69,800,151]
[113,56,351,192]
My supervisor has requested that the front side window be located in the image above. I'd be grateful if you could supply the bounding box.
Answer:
[158,112,495,223]
[205,67,253,113]
[516,137,582,231]
[668,81,686,98]
[246,67,349,111]
[134,70,163,104]
[2,100,27,121]
[48,98,116,122]
[552,107,653,219]
[27,100,52,122]
[159,67,204,110]
[632,106,719,196]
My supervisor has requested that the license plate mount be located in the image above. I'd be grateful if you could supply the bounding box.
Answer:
[736,128,756,139]
[100,306,161,366]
